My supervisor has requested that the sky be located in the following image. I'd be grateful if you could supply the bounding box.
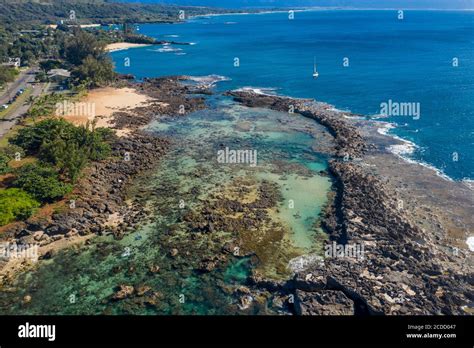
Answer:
[117,0,474,10]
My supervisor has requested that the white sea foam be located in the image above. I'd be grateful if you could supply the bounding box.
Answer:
[233,86,279,96]
[379,123,416,155]
[466,236,474,252]
[461,179,474,190]
[370,113,389,119]
[165,35,179,38]
[377,122,457,181]
[153,46,183,53]
[377,122,396,136]
[185,75,231,87]
[190,9,309,20]
[343,114,366,120]
[387,143,417,156]
[329,106,352,113]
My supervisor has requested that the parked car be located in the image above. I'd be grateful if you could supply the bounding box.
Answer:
[1,104,9,109]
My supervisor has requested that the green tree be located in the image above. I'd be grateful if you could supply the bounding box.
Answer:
[0,66,18,86]
[63,30,107,66]
[39,137,89,182]
[11,118,111,182]
[0,152,9,175]
[10,118,76,155]
[39,59,62,72]
[71,55,115,88]
[0,188,40,226]
[13,163,72,203]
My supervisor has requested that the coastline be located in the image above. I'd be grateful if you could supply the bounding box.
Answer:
[226,89,473,314]
[0,77,472,314]
[0,77,206,284]
[124,10,473,185]
[231,86,470,184]
[105,42,152,52]
[1,10,472,314]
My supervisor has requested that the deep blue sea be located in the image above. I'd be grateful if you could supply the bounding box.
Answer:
[111,10,474,180]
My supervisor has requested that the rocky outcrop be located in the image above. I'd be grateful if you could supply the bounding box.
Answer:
[227,90,472,315]
[0,76,210,275]
[3,131,169,252]
[314,160,472,315]
[225,91,366,159]
[294,289,354,315]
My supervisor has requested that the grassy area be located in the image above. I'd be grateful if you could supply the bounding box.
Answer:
[0,84,84,150]
[0,113,112,226]
[0,87,33,120]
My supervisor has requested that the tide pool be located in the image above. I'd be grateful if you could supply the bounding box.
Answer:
[112,10,474,180]
[0,98,333,314]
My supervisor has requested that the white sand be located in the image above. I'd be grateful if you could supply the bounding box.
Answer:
[105,42,151,52]
[61,87,152,136]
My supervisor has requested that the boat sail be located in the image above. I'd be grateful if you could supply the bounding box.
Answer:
[313,58,319,78]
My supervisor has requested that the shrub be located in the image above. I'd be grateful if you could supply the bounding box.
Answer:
[13,163,72,203]
[0,188,40,226]
[0,145,25,175]
[10,119,111,181]
[0,152,9,175]
[10,118,75,155]
[39,139,89,183]
[2,144,25,161]
[0,66,18,87]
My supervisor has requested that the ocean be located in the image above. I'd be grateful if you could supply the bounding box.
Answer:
[111,9,474,181]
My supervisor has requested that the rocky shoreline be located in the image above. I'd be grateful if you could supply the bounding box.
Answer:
[1,79,471,316]
[226,90,473,315]
[0,77,207,285]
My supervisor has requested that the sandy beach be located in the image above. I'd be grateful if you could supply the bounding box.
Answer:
[105,42,151,52]
[61,87,152,136]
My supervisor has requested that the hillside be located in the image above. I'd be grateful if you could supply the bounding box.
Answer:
[0,0,241,25]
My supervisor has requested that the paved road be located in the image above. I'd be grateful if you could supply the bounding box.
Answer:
[0,67,37,106]
[0,79,47,139]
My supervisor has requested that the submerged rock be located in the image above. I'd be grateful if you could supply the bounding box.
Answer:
[294,290,354,315]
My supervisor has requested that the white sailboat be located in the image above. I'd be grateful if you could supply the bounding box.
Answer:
[313,58,319,79]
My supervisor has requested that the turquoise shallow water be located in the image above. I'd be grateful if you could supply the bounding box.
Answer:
[112,10,474,180]
[0,99,332,314]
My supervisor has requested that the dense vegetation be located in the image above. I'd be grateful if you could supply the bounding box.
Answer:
[0,188,40,225]
[27,93,66,119]
[0,118,112,226]
[0,0,239,25]
[11,118,112,182]
[3,26,118,87]
[0,24,64,67]
[0,65,19,87]
[63,29,116,87]
[0,0,246,225]
[0,152,10,175]
[0,0,245,67]
[13,163,72,202]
